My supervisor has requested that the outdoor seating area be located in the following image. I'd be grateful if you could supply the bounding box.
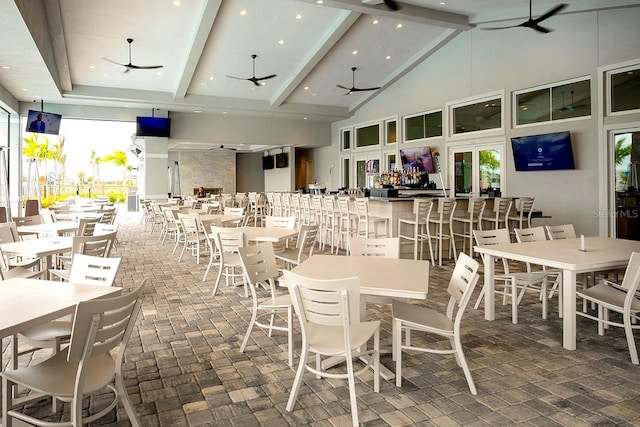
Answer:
[1,195,639,426]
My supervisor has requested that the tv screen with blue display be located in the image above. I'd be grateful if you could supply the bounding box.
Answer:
[25,110,62,135]
[136,116,171,137]
[511,131,575,171]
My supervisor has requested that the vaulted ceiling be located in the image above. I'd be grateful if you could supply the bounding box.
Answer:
[0,0,638,125]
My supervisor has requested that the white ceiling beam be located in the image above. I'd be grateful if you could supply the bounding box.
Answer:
[349,28,462,113]
[43,0,71,92]
[270,10,360,107]
[173,0,222,99]
[295,0,472,30]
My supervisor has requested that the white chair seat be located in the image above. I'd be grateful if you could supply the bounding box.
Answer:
[3,266,43,280]
[49,268,71,281]
[392,301,452,333]
[259,293,292,309]
[577,282,640,311]
[308,322,380,355]
[18,320,71,343]
[4,348,115,397]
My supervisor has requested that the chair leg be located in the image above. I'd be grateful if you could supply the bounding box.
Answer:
[345,354,359,427]
[115,374,142,426]
[624,316,639,364]
[454,335,477,395]
[511,277,518,324]
[286,346,308,412]
[240,310,257,353]
[395,320,403,387]
[287,307,293,368]
[212,266,224,296]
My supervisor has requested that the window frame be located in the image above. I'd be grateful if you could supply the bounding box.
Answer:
[354,121,381,150]
[384,116,398,146]
[402,108,443,143]
[606,64,640,117]
[340,127,352,152]
[447,90,505,140]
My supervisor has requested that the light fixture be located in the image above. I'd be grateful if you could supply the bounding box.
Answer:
[316,0,323,4]
[296,13,302,19]
[89,65,95,69]
[373,19,379,24]
[304,86,309,90]
[209,76,214,80]
[1,66,10,69]
[240,9,247,15]
[352,50,358,55]
[397,23,403,28]
[385,55,391,60]
[278,39,284,45]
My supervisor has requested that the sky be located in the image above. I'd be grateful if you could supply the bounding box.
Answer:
[24,118,139,183]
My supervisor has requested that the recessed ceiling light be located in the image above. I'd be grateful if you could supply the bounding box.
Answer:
[240,9,247,16]
[173,1,180,6]
[156,71,162,76]
[304,86,309,90]
[194,110,203,113]
[223,111,227,114]
[373,19,379,24]
[1,66,10,69]
[352,50,358,55]
[200,82,207,86]
[296,13,302,19]
[89,65,95,69]
[316,0,323,4]
[397,23,403,28]
[261,82,266,86]
[303,117,308,120]
[278,39,284,45]
[21,88,28,92]
[385,55,391,60]
[440,2,446,5]
[209,76,214,81]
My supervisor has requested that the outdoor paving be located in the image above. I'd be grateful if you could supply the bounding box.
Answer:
[2,207,640,426]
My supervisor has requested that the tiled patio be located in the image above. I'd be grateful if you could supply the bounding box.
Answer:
[2,207,640,426]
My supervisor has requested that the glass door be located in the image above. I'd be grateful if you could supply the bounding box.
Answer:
[353,154,380,189]
[448,142,504,197]
[610,128,640,239]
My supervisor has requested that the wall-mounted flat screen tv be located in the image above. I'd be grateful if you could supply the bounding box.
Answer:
[511,131,575,171]
[400,146,434,173]
[262,155,275,170]
[25,110,62,135]
[275,152,288,168]
[136,116,171,137]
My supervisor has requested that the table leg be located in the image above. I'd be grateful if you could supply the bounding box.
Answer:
[484,254,496,321]
[562,270,577,350]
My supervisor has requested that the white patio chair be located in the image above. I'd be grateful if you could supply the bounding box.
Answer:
[2,280,145,427]
[392,252,480,393]
[283,270,380,427]
[237,242,294,367]
[576,251,640,364]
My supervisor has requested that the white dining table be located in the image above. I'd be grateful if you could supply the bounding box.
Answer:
[17,222,79,237]
[474,236,640,350]
[0,237,73,276]
[207,226,299,243]
[288,254,430,379]
[0,278,121,427]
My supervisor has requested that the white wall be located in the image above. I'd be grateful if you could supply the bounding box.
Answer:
[264,146,294,192]
[316,7,640,237]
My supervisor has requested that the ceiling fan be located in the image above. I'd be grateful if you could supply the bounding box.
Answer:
[210,144,237,151]
[559,90,588,111]
[337,67,380,95]
[102,38,163,73]
[226,54,277,86]
[482,1,568,34]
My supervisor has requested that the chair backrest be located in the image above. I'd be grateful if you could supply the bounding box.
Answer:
[349,236,399,259]
[292,224,319,264]
[413,198,433,222]
[433,198,457,221]
[0,222,19,244]
[467,198,486,219]
[68,254,121,286]
[224,207,245,216]
[516,197,535,220]
[72,231,117,258]
[13,215,42,226]
[99,206,117,224]
[473,228,512,272]
[211,226,247,254]
[323,195,337,217]
[40,209,56,224]
[67,280,145,367]
[336,196,351,216]
[284,270,360,330]
[514,226,547,243]
[353,198,369,218]
[77,217,100,236]
[619,252,640,296]
[545,224,576,240]
[446,252,481,324]
[265,215,296,229]
[94,223,118,236]
[237,241,280,300]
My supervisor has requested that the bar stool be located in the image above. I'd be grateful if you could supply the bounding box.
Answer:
[353,198,389,238]
[398,198,433,260]
[336,196,357,255]
[426,198,457,267]
[451,197,486,257]
[312,195,326,250]
[507,197,535,236]
[481,197,512,230]
[323,196,340,253]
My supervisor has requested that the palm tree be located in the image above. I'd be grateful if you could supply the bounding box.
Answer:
[102,150,129,189]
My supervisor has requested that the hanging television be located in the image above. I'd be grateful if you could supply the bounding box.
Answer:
[399,146,435,173]
[275,152,288,168]
[262,155,275,170]
[25,110,62,135]
[511,131,575,171]
[136,116,171,137]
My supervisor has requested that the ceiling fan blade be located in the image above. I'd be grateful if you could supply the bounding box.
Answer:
[521,20,552,33]
[226,75,247,80]
[352,87,380,92]
[336,84,351,90]
[127,64,164,70]
[532,3,568,24]
[254,74,277,81]
[249,78,261,86]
